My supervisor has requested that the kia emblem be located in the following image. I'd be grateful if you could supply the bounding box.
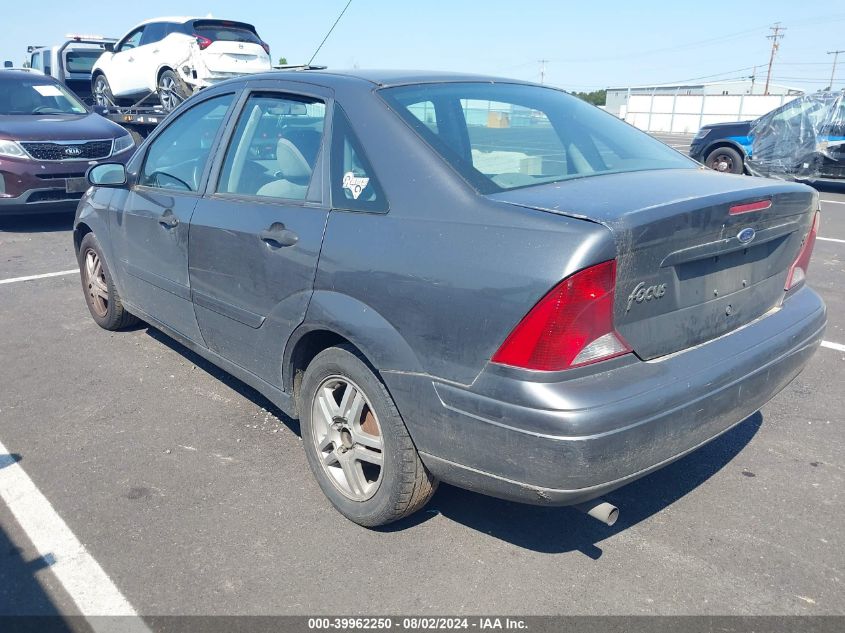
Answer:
[64,146,83,156]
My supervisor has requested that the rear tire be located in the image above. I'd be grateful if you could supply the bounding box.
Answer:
[705,146,744,174]
[157,69,191,112]
[78,233,138,331]
[300,345,438,527]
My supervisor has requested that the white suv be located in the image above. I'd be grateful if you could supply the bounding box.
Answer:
[92,17,272,111]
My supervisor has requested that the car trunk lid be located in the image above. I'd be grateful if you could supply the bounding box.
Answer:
[489,168,817,360]
[202,41,269,74]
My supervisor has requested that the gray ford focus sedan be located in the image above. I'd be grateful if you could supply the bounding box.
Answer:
[73,70,826,527]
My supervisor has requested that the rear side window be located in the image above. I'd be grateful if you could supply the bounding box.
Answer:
[331,105,387,212]
[65,50,103,74]
[140,94,234,192]
[380,82,694,193]
[192,20,262,44]
[140,22,169,46]
[217,93,326,201]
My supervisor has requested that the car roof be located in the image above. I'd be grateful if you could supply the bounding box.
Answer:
[234,68,538,89]
[133,16,255,27]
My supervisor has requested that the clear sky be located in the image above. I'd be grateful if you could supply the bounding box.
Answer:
[3,0,845,93]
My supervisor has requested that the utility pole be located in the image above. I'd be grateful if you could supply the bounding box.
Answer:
[538,59,549,85]
[827,50,845,90]
[764,22,785,96]
[750,65,757,94]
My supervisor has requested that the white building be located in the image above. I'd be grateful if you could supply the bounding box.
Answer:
[605,79,803,118]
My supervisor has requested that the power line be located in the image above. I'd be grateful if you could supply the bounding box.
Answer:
[764,22,786,95]
[828,50,845,89]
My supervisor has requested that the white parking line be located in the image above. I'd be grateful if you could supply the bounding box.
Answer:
[0,269,79,285]
[820,199,845,205]
[0,439,148,626]
[818,236,845,244]
[822,341,845,353]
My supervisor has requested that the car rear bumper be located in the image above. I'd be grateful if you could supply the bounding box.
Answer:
[386,284,826,505]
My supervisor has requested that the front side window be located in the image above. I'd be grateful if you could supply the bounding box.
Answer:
[140,94,234,192]
[380,82,694,193]
[119,29,143,52]
[331,105,387,212]
[217,93,326,200]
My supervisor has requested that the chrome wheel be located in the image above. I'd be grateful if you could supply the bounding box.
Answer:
[158,74,183,112]
[311,376,384,501]
[93,77,113,107]
[83,248,108,318]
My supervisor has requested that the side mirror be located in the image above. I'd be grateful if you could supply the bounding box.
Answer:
[92,105,109,116]
[87,163,127,187]
[103,43,115,52]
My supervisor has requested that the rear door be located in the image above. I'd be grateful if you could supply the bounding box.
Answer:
[111,92,237,343]
[188,82,331,385]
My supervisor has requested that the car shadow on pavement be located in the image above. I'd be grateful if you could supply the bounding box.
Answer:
[389,412,764,557]
[0,212,75,233]
[144,327,300,436]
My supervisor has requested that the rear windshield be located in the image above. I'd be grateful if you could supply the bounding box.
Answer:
[380,82,695,193]
[192,20,262,44]
[0,80,87,115]
[65,50,103,73]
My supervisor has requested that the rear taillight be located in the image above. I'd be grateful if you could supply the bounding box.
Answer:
[492,260,631,371]
[194,34,213,50]
[261,41,270,55]
[785,211,820,290]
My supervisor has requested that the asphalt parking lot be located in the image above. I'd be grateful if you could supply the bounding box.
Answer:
[1,141,843,618]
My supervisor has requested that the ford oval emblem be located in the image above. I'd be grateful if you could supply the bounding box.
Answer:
[737,227,756,244]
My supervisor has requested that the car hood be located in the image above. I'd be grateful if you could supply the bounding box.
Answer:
[0,113,126,141]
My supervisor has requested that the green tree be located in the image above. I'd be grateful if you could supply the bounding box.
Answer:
[570,89,607,106]
[278,56,288,66]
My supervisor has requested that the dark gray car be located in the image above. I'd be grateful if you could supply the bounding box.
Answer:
[73,70,826,527]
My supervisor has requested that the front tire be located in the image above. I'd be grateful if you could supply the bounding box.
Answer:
[300,345,438,527]
[78,233,138,331]
[705,146,744,174]
[157,70,191,112]
[92,74,115,108]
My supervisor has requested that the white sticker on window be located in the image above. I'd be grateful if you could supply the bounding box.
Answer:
[32,84,63,97]
[342,172,369,200]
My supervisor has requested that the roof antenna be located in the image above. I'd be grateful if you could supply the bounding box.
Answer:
[308,0,353,66]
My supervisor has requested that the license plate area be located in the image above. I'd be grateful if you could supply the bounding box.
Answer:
[66,177,88,193]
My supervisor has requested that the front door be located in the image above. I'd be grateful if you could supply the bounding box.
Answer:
[111,92,236,343]
[188,87,330,385]
[108,27,147,96]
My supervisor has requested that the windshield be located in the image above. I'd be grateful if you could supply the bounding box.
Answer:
[0,80,87,115]
[380,82,695,193]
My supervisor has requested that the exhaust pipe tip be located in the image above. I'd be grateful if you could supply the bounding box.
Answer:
[575,500,619,526]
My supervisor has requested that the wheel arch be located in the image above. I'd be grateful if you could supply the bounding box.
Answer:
[73,221,93,254]
[284,291,426,415]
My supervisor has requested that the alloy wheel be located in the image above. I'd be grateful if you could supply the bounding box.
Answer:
[84,249,108,318]
[311,376,384,501]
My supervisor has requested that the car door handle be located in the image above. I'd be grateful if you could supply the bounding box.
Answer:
[158,210,179,229]
[259,223,298,247]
